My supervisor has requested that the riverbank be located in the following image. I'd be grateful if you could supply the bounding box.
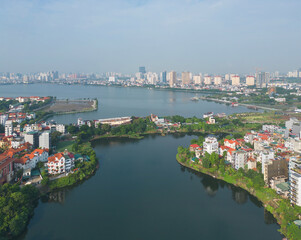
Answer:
[176,153,301,240]
[198,96,278,111]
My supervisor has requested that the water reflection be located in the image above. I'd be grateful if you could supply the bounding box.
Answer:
[183,162,278,224]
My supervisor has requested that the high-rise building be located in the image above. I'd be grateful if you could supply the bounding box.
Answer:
[169,71,177,87]
[109,76,116,83]
[193,75,202,85]
[289,157,301,206]
[214,76,222,85]
[256,72,270,88]
[204,76,212,85]
[231,75,240,86]
[225,74,230,81]
[139,66,146,74]
[0,114,8,126]
[246,76,255,86]
[39,131,51,149]
[264,158,288,185]
[181,72,191,85]
[161,71,167,83]
[24,131,39,148]
[5,120,13,136]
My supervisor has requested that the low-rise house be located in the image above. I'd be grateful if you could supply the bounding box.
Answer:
[14,149,48,170]
[189,144,202,158]
[48,150,75,175]
[247,157,257,170]
[233,150,247,170]
[224,139,239,149]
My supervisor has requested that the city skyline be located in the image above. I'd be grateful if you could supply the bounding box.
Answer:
[0,0,301,73]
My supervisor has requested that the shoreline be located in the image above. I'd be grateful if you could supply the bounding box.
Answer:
[175,154,289,238]
[198,96,278,111]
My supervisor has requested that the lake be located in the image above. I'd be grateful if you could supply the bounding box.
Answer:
[20,135,281,240]
[0,84,260,124]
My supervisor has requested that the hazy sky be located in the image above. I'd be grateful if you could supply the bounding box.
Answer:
[0,0,300,74]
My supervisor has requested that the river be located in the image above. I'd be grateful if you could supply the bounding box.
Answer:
[19,135,281,240]
[0,84,260,124]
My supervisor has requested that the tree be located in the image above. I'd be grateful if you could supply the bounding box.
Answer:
[67,125,79,134]
[101,124,111,133]
[41,177,49,186]
[51,131,62,146]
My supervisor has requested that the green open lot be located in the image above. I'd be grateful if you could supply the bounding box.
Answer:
[56,140,75,152]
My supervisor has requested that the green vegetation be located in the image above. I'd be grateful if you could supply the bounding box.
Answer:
[56,140,75,152]
[0,99,18,112]
[23,97,52,112]
[177,142,301,240]
[0,184,39,238]
[48,142,98,190]
[66,117,157,142]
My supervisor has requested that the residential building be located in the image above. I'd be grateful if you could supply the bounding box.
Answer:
[233,150,247,170]
[256,72,269,88]
[48,151,75,175]
[203,137,219,154]
[5,120,13,136]
[56,124,66,134]
[246,76,255,86]
[169,71,177,87]
[224,139,239,149]
[39,131,51,149]
[289,157,301,206]
[0,154,14,184]
[14,149,49,170]
[181,72,191,85]
[264,158,288,185]
[24,131,39,149]
[261,150,275,174]
[0,114,8,125]
[193,75,202,85]
[203,76,212,85]
[231,75,240,86]
[214,76,222,85]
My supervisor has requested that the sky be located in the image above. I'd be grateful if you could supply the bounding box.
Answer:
[0,0,300,74]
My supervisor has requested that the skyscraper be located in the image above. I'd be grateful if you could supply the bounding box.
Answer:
[161,71,167,83]
[139,66,146,74]
[169,71,177,87]
[256,72,270,88]
[181,72,191,85]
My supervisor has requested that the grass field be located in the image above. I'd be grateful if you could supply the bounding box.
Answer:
[56,140,75,152]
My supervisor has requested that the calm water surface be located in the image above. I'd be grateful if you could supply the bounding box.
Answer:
[0,84,260,124]
[20,135,281,240]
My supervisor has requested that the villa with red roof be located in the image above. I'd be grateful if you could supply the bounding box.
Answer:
[224,139,239,149]
[14,148,49,170]
[48,150,75,175]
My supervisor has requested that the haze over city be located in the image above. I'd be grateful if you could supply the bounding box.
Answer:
[1,0,301,74]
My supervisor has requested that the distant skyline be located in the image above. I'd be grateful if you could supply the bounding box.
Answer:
[0,0,300,74]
